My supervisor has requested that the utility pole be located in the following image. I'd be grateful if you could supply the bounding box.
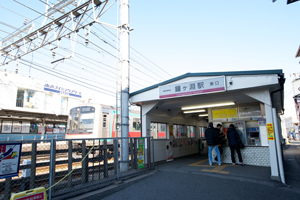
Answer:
[120,0,130,172]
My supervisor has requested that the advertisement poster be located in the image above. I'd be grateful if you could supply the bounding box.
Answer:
[166,140,174,161]
[46,124,53,134]
[0,143,22,179]
[267,123,275,140]
[38,123,44,134]
[30,122,38,134]
[21,121,30,133]
[12,121,22,133]
[53,124,60,134]
[2,121,12,133]
[59,124,66,134]
[138,138,144,169]
[169,125,173,137]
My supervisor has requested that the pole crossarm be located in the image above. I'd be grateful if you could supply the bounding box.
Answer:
[0,0,109,66]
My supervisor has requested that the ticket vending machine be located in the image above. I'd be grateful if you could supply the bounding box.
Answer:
[245,121,261,146]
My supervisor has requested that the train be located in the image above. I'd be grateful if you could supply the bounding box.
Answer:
[65,104,142,139]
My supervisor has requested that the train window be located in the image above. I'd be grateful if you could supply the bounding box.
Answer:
[132,118,141,131]
[69,107,80,130]
[103,114,107,128]
[79,107,95,131]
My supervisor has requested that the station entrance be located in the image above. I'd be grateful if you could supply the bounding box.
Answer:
[130,70,285,181]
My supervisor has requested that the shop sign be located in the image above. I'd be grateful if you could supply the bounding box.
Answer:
[44,84,82,98]
[0,143,22,179]
[159,76,225,99]
[267,123,275,140]
[212,108,237,119]
[138,138,144,169]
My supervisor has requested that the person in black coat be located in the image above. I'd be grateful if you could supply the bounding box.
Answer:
[226,124,244,165]
[214,124,225,162]
[205,122,221,165]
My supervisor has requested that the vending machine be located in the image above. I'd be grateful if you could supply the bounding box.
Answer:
[245,121,260,146]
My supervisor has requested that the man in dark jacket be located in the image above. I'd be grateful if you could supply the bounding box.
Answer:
[205,122,221,166]
[227,124,244,165]
[214,124,225,162]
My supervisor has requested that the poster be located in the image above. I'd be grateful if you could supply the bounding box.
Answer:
[212,108,237,119]
[12,121,22,133]
[267,123,275,140]
[0,143,22,179]
[46,124,53,134]
[59,124,66,134]
[53,124,60,134]
[30,122,38,134]
[169,125,173,137]
[21,121,30,133]
[38,123,44,134]
[2,121,12,133]
[138,138,144,168]
[166,140,174,161]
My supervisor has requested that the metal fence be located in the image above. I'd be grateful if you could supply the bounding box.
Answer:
[0,137,154,200]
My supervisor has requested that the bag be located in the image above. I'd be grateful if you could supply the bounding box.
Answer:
[238,138,245,148]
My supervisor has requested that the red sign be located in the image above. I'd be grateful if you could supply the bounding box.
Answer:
[15,192,45,200]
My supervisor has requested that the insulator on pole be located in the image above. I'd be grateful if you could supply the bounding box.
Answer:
[52,51,55,58]
[24,19,27,25]
[85,38,89,46]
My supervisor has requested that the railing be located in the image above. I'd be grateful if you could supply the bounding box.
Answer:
[0,134,64,141]
[0,137,154,200]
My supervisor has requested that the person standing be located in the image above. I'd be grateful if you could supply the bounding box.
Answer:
[205,122,221,166]
[214,124,225,162]
[227,124,244,166]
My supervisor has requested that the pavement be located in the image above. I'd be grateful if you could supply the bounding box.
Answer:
[67,141,300,200]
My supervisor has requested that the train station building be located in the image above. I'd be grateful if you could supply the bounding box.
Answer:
[130,69,285,181]
[0,70,88,140]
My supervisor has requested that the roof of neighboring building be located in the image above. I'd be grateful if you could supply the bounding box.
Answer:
[130,69,283,97]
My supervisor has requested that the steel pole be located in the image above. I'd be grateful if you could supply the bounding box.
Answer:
[120,0,130,172]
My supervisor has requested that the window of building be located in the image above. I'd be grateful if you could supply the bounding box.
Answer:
[199,127,206,138]
[150,122,167,139]
[187,125,196,138]
[61,97,68,114]
[173,124,186,139]
[16,89,25,107]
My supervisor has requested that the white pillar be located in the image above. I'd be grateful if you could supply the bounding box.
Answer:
[120,0,130,172]
[265,104,280,180]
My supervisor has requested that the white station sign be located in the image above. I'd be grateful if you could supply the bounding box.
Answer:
[159,76,226,99]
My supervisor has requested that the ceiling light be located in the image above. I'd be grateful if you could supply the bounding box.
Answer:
[183,109,206,114]
[199,114,208,117]
[182,102,235,110]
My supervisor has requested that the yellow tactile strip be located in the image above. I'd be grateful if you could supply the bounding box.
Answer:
[189,159,236,174]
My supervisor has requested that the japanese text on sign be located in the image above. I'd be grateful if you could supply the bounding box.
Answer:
[267,123,275,141]
[159,76,225,99]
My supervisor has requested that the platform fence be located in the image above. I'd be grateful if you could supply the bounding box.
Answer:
[0,137,154,200]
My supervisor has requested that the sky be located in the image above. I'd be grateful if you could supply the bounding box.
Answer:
[0,0,299,118]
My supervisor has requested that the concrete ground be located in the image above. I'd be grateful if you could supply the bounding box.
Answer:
[67,141,300,200]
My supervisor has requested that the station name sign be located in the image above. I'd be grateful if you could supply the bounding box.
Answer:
[44,84,82,98]
[159,76,225,99]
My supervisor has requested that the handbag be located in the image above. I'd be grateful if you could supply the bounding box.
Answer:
[237,138,245,148]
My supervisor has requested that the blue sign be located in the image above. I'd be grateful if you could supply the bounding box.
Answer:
[44,84,82,98]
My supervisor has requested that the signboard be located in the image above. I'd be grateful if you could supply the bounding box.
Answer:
[21,121,30,134]
[267,123,275,140]
[159,76,225,99]
[10,187,47,200]
[0,143,22,179]
[137,138,144,169]
[2,121,12,133]
[44,83,82,98]
[238,106,261,118]
[12,121,22,133]
[212,108,237,119]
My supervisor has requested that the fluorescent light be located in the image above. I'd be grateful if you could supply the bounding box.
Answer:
[199,114,208,117]
[183,109,206,114]
[182,102,235,110]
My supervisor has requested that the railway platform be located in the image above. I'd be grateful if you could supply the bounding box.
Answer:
[65,141,300,200]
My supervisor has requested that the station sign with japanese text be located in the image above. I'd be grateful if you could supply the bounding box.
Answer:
[44,84,82,98]
[159,76,225,99]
